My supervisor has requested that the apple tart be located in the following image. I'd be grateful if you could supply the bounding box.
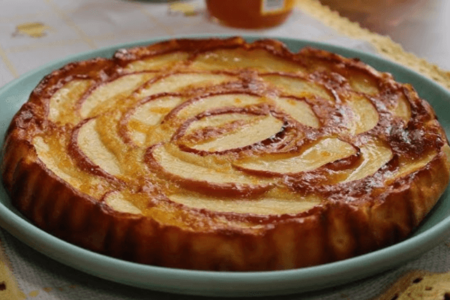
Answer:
[2,37,450,271]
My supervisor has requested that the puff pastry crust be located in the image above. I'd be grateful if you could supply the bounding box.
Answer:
[2,37,450,271]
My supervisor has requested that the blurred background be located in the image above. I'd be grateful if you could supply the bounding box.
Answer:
[318,0,450,70]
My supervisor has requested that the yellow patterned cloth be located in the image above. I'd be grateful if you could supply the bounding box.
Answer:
[0,0,449,299]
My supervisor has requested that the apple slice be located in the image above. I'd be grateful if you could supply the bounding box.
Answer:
[262,74,333,101]
[34,136,82,189]
[185,113,284,152]
[346,69,380,95]
[168,193,321,215]
[33,135,107,199]
[104,192,142,215]
[274,97,319,128]
[390,93,411,122]
[126,96,184,145]
[234,138,356,175]
[49,79,92,124]
[191,48,306,73]
[171,93,265,123]
[384,150,438,184]
[130,96,183,126]
[345,93,379,134]
[80,73,156,118]
[185,113,257,134]
[136,73,234,99]
[343,139,393,182]
[124,52,190,72]
[76,118,122,176]
[147,144,271,197]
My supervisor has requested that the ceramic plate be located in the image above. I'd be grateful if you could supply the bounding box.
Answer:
[1,36,450,297]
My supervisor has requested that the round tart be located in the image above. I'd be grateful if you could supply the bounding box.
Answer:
[2,37,450,271]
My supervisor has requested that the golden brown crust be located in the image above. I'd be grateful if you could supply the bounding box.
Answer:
[1,37,449,271]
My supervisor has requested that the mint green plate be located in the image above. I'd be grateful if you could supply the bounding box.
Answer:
[1,36,450,297]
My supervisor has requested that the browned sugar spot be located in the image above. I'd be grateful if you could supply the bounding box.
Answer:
[412,277,423,283]
[14,22,51,38]
[169,3,198,16]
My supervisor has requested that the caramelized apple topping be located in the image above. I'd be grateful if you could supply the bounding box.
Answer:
[27,38,445,221]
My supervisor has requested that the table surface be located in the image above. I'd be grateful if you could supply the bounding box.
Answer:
[0,1,449,299]
[319,0,450,71]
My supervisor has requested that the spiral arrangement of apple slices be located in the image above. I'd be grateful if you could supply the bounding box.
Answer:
[4,38,450,270]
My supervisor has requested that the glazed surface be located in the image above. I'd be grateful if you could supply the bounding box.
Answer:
[2,37,449,270]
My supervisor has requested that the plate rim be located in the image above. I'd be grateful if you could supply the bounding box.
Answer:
[1,34,450,297]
